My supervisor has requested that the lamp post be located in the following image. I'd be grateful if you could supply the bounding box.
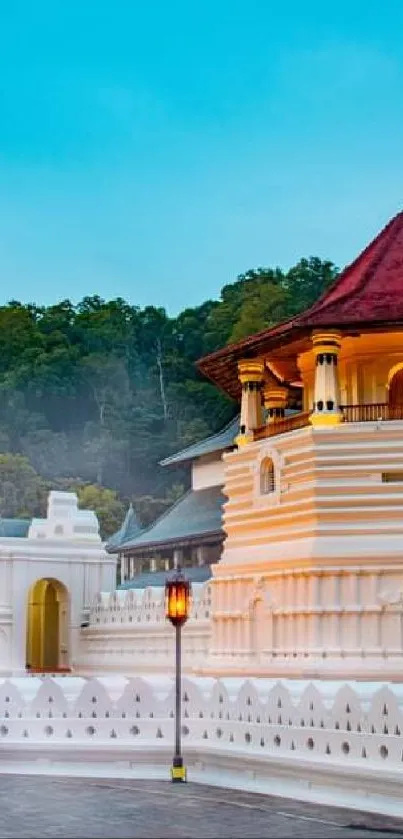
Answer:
[165,566,192,783]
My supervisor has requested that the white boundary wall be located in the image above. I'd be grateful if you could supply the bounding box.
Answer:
[1,674,403,817]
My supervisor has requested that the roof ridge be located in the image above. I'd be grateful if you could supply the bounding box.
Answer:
[160,415,238,466]
[106,502,143,548]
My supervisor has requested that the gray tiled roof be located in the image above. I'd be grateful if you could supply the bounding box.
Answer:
[160,415,239,466]
[0,519,31,538]
[115,486,225,554]
[106,504,143,550]
[118,564,212,590]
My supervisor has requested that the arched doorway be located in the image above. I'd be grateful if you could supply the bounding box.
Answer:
[388,366,403,416]
[26,579,69,672]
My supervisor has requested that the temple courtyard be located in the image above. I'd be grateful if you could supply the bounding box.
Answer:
[0,775,402,838]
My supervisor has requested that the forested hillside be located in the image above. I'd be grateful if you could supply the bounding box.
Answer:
[0,257,338,536]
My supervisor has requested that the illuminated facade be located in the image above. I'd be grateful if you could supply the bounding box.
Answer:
[196,211,403,680]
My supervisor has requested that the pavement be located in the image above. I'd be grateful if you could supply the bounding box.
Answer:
[0,775,403,838]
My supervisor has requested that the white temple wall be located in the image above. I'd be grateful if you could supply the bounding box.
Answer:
[76,421,403,682]
[0,492,116,676]
[206,421,403,680]
[192,454,225,490]
[77,583,212,676]
[0,541,115,676]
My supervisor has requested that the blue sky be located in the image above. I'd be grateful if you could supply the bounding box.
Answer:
[0,0,403,313]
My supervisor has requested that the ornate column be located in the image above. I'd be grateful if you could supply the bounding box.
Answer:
[263,384,288,425]
[173,548,183,569]
[196,546,205,567]
[236,359,264,444]
[310,331,343,426]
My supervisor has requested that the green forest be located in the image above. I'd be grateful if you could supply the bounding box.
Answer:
[0,256,338,537]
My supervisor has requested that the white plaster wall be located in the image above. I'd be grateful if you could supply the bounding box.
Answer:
[191,454,225,490]
[207,421,403,680]
[77,583,212,676]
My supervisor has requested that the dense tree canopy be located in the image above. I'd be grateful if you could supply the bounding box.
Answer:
[0,256,338,536]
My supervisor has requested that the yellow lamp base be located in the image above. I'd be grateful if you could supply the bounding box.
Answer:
[171,764,187,783]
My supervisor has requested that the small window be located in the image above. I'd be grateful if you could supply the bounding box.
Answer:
[260,458,275,494]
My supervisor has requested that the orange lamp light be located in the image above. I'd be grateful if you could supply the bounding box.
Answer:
[165,568,192,626]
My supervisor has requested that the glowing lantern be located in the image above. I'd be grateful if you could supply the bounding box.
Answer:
[165,567,192,626]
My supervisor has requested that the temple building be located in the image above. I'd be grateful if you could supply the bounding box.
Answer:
[196,210,403,680]
[107,417,239,588]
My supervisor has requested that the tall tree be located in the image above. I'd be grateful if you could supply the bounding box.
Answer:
[0,454,47,518]
[0,253,337,525]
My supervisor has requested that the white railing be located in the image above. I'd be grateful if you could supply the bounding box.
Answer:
[77,583,212,675]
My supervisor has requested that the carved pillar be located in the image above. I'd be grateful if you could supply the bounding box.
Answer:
[263,385,288,424]
[310,331,343,426]
[196,546,205,567]
[173,548,183,569]
[236,359,264,443]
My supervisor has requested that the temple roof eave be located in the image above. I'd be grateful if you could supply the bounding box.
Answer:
[108,486,226,556]
[116,529,223,557]
[117,564,212,590]
[199,318,403,400]
[198,324,309,400]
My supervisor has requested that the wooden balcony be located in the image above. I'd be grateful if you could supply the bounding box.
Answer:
[341,403,403,422]
[253,403,403,441]
[253,411,311,440]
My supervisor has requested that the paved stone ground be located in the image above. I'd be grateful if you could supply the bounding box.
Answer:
[0,776,403,838]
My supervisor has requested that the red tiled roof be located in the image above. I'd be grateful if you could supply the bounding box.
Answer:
[298,210,403,327]
[198,211,403,398]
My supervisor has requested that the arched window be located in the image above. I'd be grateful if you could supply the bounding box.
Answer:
[260,457,275,495]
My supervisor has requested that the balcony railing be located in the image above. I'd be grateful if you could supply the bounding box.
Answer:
[341,403,403,422]
[253,411,311,440]
[253,403,403,441]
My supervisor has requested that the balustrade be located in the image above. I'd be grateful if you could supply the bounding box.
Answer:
[253,411,311,440]
[341,403,403,422]
[253,404,403,440]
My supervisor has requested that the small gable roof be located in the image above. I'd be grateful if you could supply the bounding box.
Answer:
[113,486,225,555]
[118,564,211,589]
[106,504,143,550]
